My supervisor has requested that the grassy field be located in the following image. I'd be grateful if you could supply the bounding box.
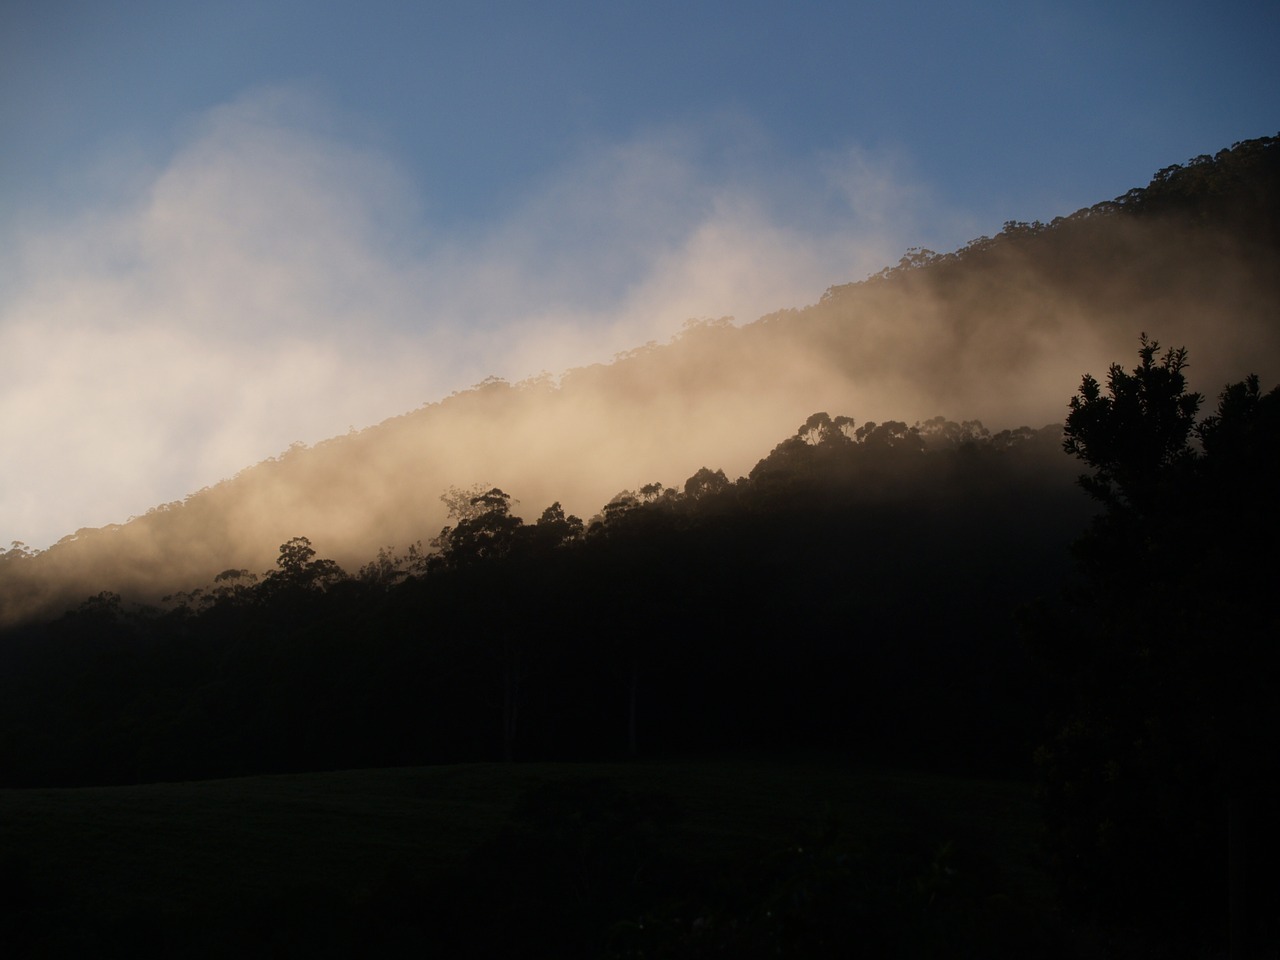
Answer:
[0,758,1066,957]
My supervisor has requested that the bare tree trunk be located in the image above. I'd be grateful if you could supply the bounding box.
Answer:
[1228,793,1249,959]
[502,642,521,762]
[628,654,639,758]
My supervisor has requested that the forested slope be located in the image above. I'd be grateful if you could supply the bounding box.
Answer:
[0,414,1087,787]
[1,135,1277,624]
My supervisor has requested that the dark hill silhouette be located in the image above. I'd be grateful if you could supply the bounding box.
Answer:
[0,412,1089,788]
[2,134,1277,624]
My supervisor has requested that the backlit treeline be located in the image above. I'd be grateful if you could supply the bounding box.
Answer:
[0,135,1277,627]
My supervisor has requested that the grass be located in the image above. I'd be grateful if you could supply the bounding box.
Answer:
[0,757,1063,957]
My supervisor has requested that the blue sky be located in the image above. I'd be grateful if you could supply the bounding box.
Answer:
[6,1,1275,234]
[1,0,1277,547]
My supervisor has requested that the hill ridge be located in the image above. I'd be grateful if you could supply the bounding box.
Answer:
[2,134,1277,624]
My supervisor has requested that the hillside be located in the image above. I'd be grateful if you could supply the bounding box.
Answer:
[2,134,1277,624]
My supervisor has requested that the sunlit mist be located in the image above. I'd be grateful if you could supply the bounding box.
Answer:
[2,92,1278,625]
[0,88,914,552]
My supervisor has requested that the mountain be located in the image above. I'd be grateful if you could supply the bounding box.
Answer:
[2,134,1278,625]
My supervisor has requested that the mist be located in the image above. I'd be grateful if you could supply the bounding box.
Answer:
[0,88,918,552]
[2,92,1277,623]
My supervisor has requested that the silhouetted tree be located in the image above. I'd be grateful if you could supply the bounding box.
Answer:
[914,416,990,450]
[209,568,258,605]
[431,488,523,570]
[1037,336,1280,954]
[854,420,923,451]
[358,546,415,590]
[1063,333,1201,512]
[682,467,730,500]
[429,488,533,758]
[261,536,346,596]
[528,502,584,552]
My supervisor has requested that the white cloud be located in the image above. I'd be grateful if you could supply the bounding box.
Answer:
[0,87,923,548]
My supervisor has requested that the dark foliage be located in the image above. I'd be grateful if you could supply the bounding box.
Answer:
[858,133,1280,286]
[1035,337,1280,955]
[0,414,1087,790]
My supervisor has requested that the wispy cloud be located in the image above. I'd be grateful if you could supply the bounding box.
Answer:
[0,87,922,548]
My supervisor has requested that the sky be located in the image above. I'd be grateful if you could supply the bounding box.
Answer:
[1,0,1277,550]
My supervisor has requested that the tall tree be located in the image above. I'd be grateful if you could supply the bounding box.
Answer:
[1037,336,1280,954]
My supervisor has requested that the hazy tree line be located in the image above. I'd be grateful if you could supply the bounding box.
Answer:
[0,408,1082,776]
[2,135,1276,631]
[852,132,1280,287]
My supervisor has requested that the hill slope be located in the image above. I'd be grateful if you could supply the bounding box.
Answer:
[2,135,1277,624]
